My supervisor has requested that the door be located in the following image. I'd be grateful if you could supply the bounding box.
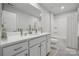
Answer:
[30,44,41,56]
[41,41,47,56]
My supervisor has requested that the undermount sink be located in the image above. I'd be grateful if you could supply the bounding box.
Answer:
[22,31,42,36]
[27,33,42,36]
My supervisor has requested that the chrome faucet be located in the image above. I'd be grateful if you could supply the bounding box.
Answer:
[34,23,37,33]
[18,28,23,36]
[28,25,32,34]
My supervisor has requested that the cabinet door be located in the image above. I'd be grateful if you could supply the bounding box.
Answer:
[41,41,47,56]
[30,44,41,56]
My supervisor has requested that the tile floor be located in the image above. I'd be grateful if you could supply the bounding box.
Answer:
[49,47,79,56]
[48,39,79,56]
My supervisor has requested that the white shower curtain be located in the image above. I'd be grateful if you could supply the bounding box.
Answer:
[67,12,78,49]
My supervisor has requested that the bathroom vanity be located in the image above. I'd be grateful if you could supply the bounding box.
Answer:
[0,3,51,56]
[0,33,50,56]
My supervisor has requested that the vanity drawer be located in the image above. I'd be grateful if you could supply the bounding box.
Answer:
[29,36,46,47]
[16,50,28,56]
[3,41,28,56]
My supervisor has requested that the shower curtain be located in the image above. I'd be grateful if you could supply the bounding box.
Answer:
[67,12,78,49]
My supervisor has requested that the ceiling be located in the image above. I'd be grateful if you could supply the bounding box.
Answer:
[39,3,79,15]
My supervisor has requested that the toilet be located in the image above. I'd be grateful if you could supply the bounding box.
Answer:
[50,37,58,48]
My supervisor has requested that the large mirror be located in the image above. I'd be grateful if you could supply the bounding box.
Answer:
[1,3,41,33]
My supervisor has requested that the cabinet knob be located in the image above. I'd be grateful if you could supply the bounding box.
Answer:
[25,54,27,56]
[14,47,22,51]
[38,45,41,47]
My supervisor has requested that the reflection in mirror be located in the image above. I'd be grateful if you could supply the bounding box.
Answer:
[1,3,42,36]
[2,3,17,32]
[2,10,16,32]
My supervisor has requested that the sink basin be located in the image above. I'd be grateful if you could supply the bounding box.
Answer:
[22,31,42,36]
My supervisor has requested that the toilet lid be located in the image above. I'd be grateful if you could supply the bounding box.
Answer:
[51,38,58,43]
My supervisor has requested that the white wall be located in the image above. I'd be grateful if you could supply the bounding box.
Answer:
[37,4,52,33]
[3,4,40,32]
[54,12,77,39]
[41,10,50,33]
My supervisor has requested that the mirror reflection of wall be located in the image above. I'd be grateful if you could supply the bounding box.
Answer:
[2,10,16,32]
[2,3,41,32]
[0,4,2,25]
[2,3,17,32]
[78,21,79,36]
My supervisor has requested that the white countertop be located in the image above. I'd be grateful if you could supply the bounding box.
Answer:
[0,32,50,47]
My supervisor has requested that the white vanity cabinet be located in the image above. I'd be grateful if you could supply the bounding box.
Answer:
[0,33,50,56]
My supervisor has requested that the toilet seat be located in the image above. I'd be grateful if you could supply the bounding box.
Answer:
[51,38,58,44]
